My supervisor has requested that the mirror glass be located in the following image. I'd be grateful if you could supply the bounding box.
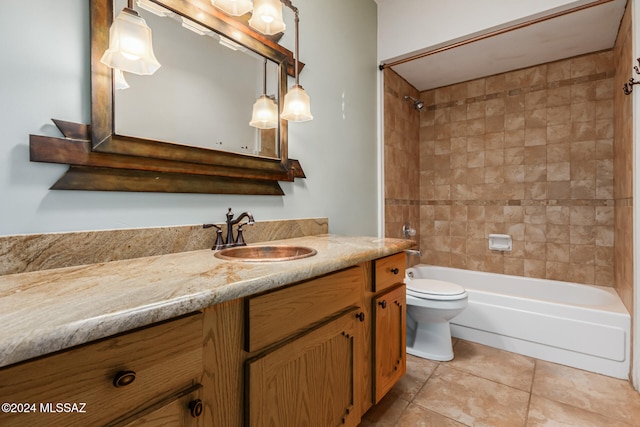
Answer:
[112,0,281,159]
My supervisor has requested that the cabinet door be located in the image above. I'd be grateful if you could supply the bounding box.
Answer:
[373,285,406,403]
[246,308,360,427]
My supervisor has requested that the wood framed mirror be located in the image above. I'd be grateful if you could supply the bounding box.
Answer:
[29,0,306,195]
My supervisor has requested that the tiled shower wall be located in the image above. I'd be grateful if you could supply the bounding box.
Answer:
[418,50,616,286]
[613,2,633,311]
[384,69,421,243]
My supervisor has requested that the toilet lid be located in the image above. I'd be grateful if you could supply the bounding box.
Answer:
[406,278,466,298]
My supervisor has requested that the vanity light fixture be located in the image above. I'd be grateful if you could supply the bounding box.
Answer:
[213,0,312,122]
[280,1,312,122]
[248,0,286,35]
[211,0,254,17]
[100,0,161,75]
[250,60,279,129]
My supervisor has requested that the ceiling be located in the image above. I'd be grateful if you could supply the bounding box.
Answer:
[389,0,628,92]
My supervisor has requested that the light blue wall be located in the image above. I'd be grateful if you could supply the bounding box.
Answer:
[0,0,378,236]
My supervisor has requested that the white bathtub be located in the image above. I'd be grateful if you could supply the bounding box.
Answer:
[407,265,631,379]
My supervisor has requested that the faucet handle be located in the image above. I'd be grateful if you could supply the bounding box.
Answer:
[214,230,225,250]
[203,224,225,250]
[235,226,246,246]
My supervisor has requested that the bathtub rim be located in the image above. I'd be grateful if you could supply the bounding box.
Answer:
[407,264,631,379]
[407,264,629,314]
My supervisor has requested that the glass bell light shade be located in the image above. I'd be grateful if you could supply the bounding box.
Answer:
[248,0,285,35]
[249,95,279,129]
[100,9,161,75]
[281,85,313,122]
[211,0,253,16]
[114,69,130,90]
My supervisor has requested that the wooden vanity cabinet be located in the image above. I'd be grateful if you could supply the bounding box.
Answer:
[0,252,407,427]
[246,307,361,427]
[203,264,368,427]
[244,265,365,427]
[371,253,407,403]
[373,285,406,402]
[202,254,407,426]
[0,313,204,427]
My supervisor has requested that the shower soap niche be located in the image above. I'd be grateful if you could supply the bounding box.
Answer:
[488,234,512,252]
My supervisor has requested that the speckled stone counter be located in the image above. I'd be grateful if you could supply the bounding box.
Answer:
[0,234,413,368]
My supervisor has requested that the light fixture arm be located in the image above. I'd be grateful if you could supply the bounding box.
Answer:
[280,0,300,86]
[279,0,312,122]
[262,59,267,95]
[124,0,136,15]
[280,0,299,17]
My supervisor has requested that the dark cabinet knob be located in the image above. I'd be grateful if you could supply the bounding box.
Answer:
[379,300,387,309]
[390,268,399,275]
[356,312,365,322]
[112,370,136,388]
[189,399,203,418]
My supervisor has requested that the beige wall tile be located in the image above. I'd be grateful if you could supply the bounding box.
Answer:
[547,162,570,181]
[403,50,617,289]
[546,261,569,281]
[524,127,547,146]
[547,60,571,82]
[546,206,571,225]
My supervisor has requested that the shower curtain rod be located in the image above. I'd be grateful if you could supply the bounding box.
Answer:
[379,0,616,71]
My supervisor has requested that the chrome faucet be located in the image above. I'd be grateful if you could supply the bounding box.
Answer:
[203,208,255,250]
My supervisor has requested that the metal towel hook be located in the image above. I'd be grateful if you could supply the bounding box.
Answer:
[623,58,640,95]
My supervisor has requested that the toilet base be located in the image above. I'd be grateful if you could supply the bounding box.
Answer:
[406,320,455,362]
[406,346,453,362]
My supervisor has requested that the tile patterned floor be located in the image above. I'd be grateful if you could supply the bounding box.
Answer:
[360,339,640,426]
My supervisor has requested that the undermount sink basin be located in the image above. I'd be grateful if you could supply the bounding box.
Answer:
[214,245,317,262]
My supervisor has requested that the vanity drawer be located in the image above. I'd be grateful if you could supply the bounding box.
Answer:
[246,264,365,352]
[0,313,203,427]
[373,253,406,292]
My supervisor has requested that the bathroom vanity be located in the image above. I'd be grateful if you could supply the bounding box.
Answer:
[0,235,410,426]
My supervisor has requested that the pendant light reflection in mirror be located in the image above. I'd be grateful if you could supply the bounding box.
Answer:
[213,0,312,122]
[250,59,279,129]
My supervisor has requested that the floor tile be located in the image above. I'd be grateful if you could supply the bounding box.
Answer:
[531,360,640,425]
[361,339,640,427]
[388,354,438,401]
[526,394,633,427]
[448,340,536,391]
[413,364,529,427]
[361,391,410,426]
[395,403,466,427]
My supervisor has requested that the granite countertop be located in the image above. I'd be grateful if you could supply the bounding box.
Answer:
[0,234,413,368]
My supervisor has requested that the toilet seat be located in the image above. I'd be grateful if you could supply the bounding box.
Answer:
[406,278,467,301]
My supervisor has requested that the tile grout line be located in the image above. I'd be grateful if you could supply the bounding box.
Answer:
[406,360,476,427]
[523,359,538,427]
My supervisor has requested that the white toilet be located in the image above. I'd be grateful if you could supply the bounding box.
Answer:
[405,268,468,361]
